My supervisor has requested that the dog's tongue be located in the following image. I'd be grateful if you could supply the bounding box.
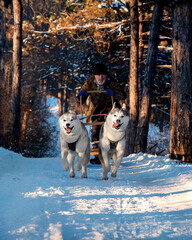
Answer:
[112,123,119,128]
[66,127,71,133]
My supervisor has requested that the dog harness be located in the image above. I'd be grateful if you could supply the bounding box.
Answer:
[108,134,125,150]
[68,136,80,151]
[68,142,77,151]
[109,140,118,149]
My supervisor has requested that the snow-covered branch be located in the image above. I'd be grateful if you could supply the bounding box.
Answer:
[27,20,128,34]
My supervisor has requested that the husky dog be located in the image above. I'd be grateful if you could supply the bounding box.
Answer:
[99,103,129,180]
[59,111,90,178]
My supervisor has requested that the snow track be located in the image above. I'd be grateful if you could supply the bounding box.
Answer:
[0,147,192,239]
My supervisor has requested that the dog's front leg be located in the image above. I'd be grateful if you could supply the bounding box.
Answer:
[61,150,69,171]
[111,150,124,178]
[101,150,110,180]
[68,153,75,178]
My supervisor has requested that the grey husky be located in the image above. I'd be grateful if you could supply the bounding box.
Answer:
[59,111,90,178]
[99,103,129,180]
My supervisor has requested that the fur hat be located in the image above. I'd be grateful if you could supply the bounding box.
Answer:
[93,63,107,75]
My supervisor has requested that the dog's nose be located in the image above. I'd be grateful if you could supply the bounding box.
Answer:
[66,123,70,127]
[116,119,120,123]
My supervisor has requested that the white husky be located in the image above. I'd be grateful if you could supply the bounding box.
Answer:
[59,111,90,178]
[99,103,129,180]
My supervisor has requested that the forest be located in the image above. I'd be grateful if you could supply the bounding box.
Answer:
[0,0,191,161]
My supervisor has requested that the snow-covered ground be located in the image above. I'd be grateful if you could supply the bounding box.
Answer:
[0,97,192,240]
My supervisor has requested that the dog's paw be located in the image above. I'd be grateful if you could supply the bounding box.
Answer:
[111,172,117,178]
[102,176,108,180]
[82,173,87,178]
[70,172,75,178]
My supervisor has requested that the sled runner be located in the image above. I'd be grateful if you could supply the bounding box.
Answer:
[80,90,114,156]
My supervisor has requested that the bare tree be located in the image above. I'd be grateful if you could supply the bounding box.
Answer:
[169,0,192,162]
[138,0,144,105]
[135,0,164,153]
[58,68,64,116]
[11,0,22,152]
[20,86,36,153]
[0,0,12,147]
[125,0,139,156]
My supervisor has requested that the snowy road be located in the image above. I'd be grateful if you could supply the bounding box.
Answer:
[0,148,192,240]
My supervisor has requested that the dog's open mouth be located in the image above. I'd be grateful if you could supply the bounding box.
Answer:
[64,126,74,134]
[112,122,123,129]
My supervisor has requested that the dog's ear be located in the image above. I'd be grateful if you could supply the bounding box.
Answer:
[68,109,76,114]
[121,103,128,116]
[122,103,126,111]
[112,102,116,110]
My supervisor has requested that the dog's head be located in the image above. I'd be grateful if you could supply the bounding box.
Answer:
[59,111,81,136]
[107,102,129,131]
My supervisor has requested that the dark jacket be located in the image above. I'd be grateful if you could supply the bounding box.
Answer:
[78,76,126,122]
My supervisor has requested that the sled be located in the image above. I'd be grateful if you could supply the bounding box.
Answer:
[80,90,113,156]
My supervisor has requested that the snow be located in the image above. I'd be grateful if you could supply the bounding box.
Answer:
[0,97,192,240]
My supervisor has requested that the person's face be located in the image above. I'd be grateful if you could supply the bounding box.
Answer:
[94,74,107,85]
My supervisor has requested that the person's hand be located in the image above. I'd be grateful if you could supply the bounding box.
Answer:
[106,89,114,96]
[78,90,88,98]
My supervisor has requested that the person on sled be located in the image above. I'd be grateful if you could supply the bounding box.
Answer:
[78,62,126,164]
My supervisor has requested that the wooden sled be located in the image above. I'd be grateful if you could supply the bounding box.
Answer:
[80,90,113,156]
[90,141,99,156]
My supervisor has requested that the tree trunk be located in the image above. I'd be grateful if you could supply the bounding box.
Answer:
[58,68,64,116]
[20,110,30,151]
[125,0,139,156]
[40,78,47,106]
[11,0,22,152]
[138,0,144,105]
[20,86,36,153]
[63,75,68,113]
[135,1,164,153]
[0,1,4,143]
[0,1,13,147]
[169,0,192,162]
[0,2,2,71]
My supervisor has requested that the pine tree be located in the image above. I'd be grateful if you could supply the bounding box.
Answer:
[135,0,165,153]
[11,0,22,152]
[169,0,192,162]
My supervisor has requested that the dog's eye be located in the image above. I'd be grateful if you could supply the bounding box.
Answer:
[63,119,66,122]
[121,116,124,118]
[71,118,73,121]
[114,115,117,117]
